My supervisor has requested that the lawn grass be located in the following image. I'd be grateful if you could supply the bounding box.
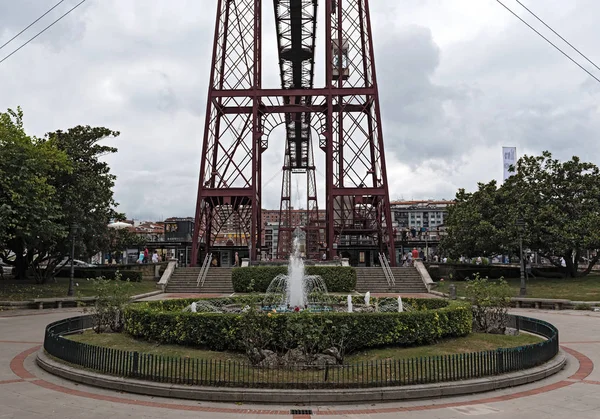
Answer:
[0,277,157,301]
[68,330,542,363]
[435,274,600,301]
[345,333,543,362]
[68,330,246,362]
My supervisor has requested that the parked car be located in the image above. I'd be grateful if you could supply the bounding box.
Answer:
[0,261,14,277]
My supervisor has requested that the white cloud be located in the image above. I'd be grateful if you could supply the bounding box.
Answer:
[1,0,600,220]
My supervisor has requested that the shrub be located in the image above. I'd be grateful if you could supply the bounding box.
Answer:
[83,273,134,333]
[465,274,513,333]
[232,266,356,292]
[123,300,471,353]
[56,268,143,282]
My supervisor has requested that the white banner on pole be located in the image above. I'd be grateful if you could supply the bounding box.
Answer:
[503,147,517,180]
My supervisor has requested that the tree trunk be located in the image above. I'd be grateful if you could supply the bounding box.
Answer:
[14,252,28,280]
[579,253,600,277]
[564,251,577,278]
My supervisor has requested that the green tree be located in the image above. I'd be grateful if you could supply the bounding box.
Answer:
[28,125,121,281]
[503,151,600,277]
[442,151,600,277]
[441,181,516,259]
[0,108,71,279]
[0,107,121,282]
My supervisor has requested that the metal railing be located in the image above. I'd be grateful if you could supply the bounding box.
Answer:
[378,253,396,287]
[44,314,559,389]
[196,253,212,287]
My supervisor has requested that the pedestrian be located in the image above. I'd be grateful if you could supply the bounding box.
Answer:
[411,247,419,260]
[137,251,144,264]
[143,247,149,264]
[152,251,159,264]
[235,252,240,267]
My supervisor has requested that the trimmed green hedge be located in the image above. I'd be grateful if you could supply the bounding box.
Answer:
[140,296,448,312]
[232,266,356,292]
[55,268,143,282]
[124,299,471,353]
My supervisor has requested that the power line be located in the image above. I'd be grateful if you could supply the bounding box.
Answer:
[495,0,600,84]
[0,0,88,66]
[0,0,67,51]
[515,0,600,73]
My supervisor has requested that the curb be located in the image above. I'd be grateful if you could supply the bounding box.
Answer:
[427,291,600,311]
[129,290,163,300]
[0,289,163,311]
[36,349,567,404]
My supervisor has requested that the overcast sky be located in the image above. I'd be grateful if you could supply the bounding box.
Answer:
[1,0,599,221]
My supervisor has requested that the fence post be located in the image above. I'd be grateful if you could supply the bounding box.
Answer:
[496,349,504,374]
[132,352,139,377]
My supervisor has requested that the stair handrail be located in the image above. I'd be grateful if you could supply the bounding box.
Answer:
[378,253,392,287]
[200,253,212,288]
[379,253,396,287]
[196,253,211,287]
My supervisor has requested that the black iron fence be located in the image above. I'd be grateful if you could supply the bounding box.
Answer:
[44,314,559,389]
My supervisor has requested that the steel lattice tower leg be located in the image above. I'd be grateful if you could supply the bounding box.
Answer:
[305,133,321,260]
[192,0,263,265]
[322,0,396,264]
[276,142,293,259]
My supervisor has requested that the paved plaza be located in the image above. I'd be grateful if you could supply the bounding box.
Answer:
[0,307,599,419]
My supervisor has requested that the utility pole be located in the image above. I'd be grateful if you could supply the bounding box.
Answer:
[516,218,526,296]
[67,224,78,297]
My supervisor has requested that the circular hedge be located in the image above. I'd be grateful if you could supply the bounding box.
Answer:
[123,298,472,353]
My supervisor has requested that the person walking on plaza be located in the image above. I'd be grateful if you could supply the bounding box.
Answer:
[234,252,240,267]
[411,247,419,260]
[152,251,159,264]
[143,247,149,263]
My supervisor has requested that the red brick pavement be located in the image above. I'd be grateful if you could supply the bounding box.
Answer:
[6,343,595,417]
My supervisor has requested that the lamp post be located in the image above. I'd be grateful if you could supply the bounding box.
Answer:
[67,223,78,297]
[516,218,526,296]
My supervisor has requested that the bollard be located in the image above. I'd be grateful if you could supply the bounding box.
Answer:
[449,284,457,300]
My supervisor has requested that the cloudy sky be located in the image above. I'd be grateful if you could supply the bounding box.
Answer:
[1,0,599,221]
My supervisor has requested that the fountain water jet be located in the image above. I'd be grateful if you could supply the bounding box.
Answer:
[262,237,331,311]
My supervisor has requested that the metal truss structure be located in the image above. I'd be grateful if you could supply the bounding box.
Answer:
[192,0,396,266]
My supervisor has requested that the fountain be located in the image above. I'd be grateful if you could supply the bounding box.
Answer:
[262,237,331,311]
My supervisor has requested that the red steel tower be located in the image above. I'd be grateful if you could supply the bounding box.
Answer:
[192,0,396,266]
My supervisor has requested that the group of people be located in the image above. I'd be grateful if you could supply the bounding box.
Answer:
[400,248,425,266]
[137,247,161,264]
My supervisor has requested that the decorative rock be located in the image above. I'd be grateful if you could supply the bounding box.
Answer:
[504,327,520,336]
[282,348,309,366]
[257,350,280,368]
[311,354,338,368]
[323,347,342,362]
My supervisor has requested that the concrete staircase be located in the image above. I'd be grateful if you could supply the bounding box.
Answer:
[355,267,428,293]
[165,267,234,294]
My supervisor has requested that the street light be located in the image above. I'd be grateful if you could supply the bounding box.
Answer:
[515,218,526,296]
[67,224,79,297]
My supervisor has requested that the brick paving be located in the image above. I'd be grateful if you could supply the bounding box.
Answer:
[0,308,599,418]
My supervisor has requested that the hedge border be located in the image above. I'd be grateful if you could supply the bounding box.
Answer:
[123,298,470,353]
